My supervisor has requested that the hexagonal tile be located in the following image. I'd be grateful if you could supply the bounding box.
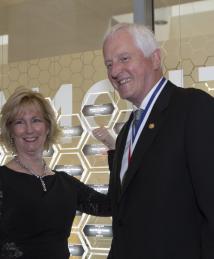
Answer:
[28,78,40,88]
[162,39,180,54]
[92,55,106,71]
[189,35,206,51]
[81,91,117,130]
[72,210,87,230]
[204,56,214,66]
[191,67,199,83]
[72,89,85,113]
[38,58,51,70]
[204,39,214,57]
[83,51,94,65]
[50,61,62,75]
[53,152,88,181]
[180,42,193,60]
[43,144,59,169]
[88,253,108,259]
[71,53,82,59]
[189,49,207,66]
[84,171,110,195]
[39,84,52,97]
[18,73,27,85]
[0,145,10,165]
[194,82,211,93]
[112,109,132,136]
[59,55,72,67]
[68,231,88,258]
[8,67,19,81]
[29,59,39,65]
[92,56,107,81]
[70,59,83,73]
[182,59,194,76]
[183,75,195,88]
[81,133,109,169]
[203,81,214,95]
[81,215,112,250]
[38,70,50,84]
[59,67,72,82]
[57,114,87,150]
[83,65,95,79]
[163,55,180,70]
[18,62,27,73]
[28,65,40,79]
[71,73,83,88]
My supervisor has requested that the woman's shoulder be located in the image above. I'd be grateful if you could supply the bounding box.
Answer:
[54,170,81,183]
[54,170,88,191]
[0,165,11,174]
[0,165,7,169]
[0,166,16,185]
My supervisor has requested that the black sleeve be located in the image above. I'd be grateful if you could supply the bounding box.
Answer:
[0,173,23,258]
[0,176,3,239]
[185,90,214,258]
[107,150,115,172]
[73,177,112,217]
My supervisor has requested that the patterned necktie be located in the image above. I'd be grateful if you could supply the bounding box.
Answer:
[132,109,144,142]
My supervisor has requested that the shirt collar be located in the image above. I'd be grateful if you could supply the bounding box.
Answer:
[133,76,165,111]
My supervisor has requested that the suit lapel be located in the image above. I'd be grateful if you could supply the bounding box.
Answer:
[120,82,175,196]
[112,113,133,199]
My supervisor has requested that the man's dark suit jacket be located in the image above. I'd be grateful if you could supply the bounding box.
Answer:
[107,80,214,259]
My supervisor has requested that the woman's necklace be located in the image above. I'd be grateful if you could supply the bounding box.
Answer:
[14,156,51,192]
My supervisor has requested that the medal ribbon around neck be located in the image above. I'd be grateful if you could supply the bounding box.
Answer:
[129,77,166,162]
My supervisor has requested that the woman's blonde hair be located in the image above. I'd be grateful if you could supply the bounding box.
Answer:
[0,87,61,152]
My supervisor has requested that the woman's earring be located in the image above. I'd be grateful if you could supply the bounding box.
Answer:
[10,137,14,146]
[10,137,15,156]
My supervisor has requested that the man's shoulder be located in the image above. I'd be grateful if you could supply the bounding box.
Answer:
[167,80,213,100]
[166,81,214,115]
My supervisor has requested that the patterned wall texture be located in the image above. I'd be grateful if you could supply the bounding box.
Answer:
[161,34,214,95]
[1,21,214,259]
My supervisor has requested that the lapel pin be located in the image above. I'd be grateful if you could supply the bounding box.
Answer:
[148,123,155,129]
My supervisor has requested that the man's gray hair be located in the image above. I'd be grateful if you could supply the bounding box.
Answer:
[103,23,159,58]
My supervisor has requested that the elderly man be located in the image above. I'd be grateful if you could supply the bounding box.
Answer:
[95,23,214,259]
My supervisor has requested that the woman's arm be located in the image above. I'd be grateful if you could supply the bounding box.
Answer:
[76,179,112,217]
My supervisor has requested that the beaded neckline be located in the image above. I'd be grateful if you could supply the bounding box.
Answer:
[14,156,52,192]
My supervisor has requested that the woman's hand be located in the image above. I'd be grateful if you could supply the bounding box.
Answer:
[92,127,115,150]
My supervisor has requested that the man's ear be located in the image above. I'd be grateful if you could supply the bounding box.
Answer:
[151,49,161,70]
